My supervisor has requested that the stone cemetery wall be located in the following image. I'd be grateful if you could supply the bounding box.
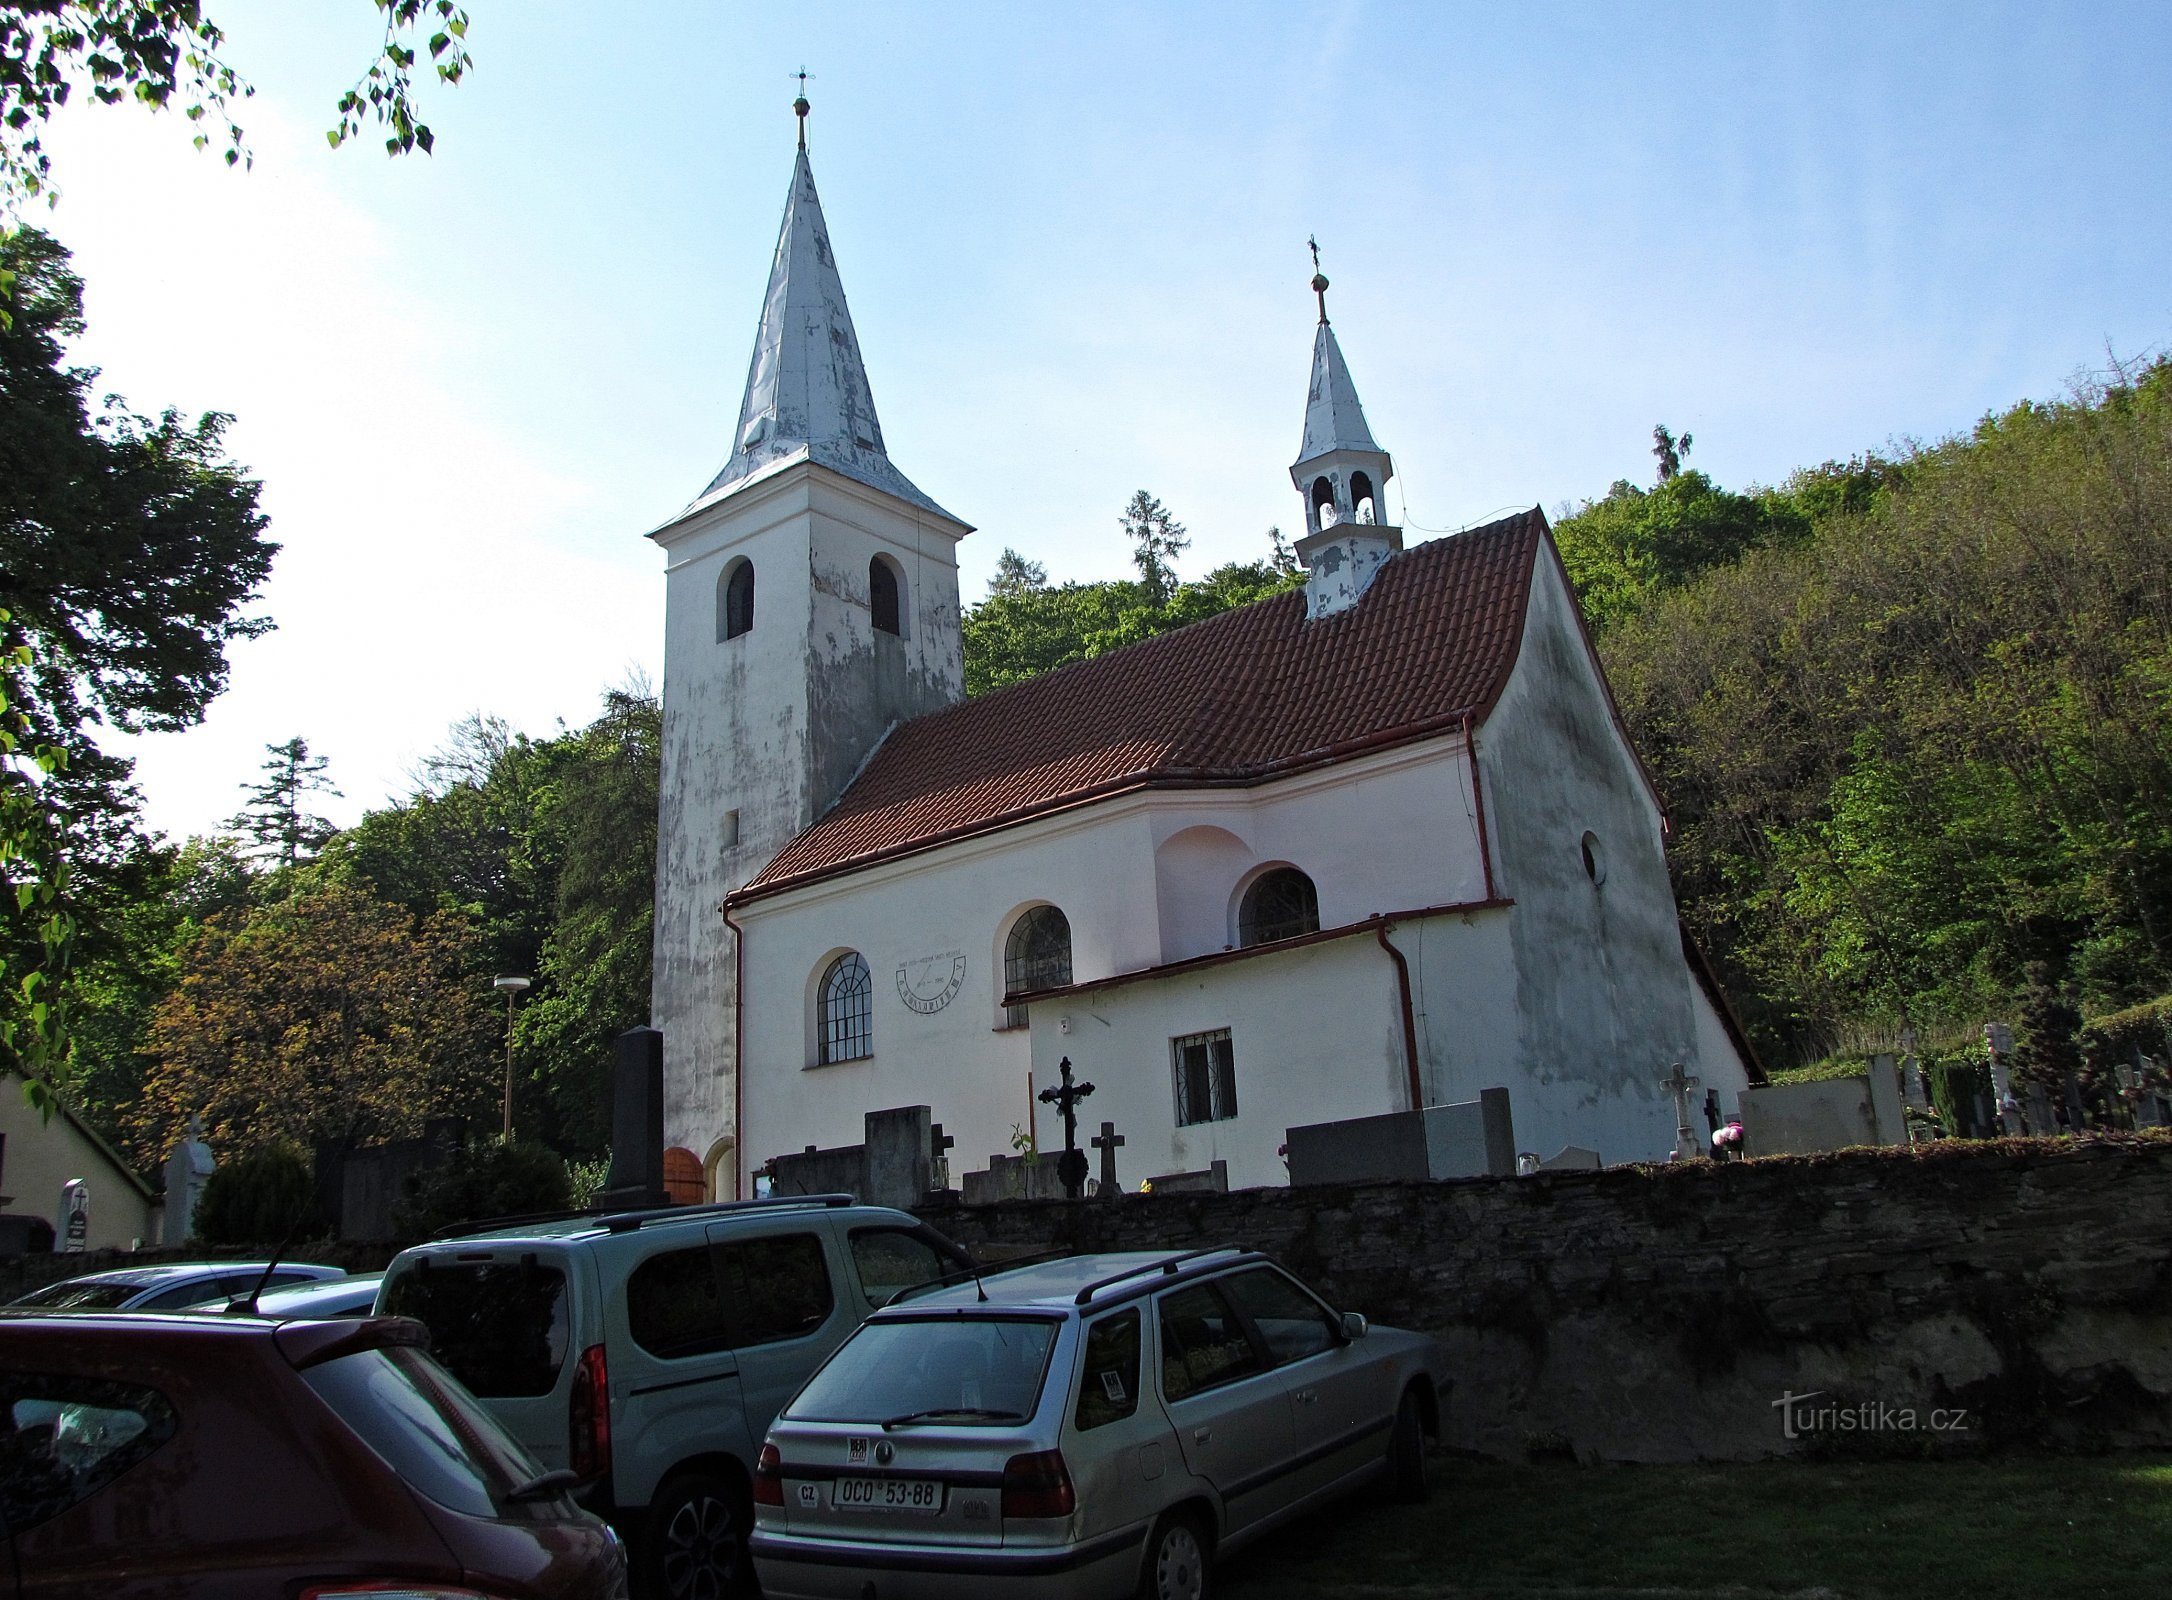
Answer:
[916,1133,2172,1462]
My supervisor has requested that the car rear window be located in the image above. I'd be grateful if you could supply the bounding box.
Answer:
[0,1372,178,1532]
[788,1316,1060,1426]
[380,1260,569,1398]
[10,1280,143,1310]
[848,1227,961,1308]
[303,1346,553,1520]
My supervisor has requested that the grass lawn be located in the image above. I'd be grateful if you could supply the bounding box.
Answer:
[1217,1456,2172,1599]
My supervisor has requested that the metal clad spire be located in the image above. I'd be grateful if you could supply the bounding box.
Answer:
[696,95,952,518]
[1297,320,1380,463]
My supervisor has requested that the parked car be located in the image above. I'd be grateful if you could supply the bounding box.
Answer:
[749,1247,1447,1600]
[181,1271,386,1319]
[0,1309,628,1596]
[9,1260,345,1312]
[376,1193,974,1600]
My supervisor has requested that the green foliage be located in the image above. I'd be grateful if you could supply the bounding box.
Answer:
[0,3,477,214]
[226,737,340,870]
[392,1135,570,1240]
[958,491,1312,714]
[193,1142,327,1246]
[1597,362,2172,1060]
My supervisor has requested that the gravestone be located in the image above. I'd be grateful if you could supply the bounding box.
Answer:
[1538,1145,1603,1172]
[1660,1064,1703,1160]
[960,1152,1068,1204]
[1738,1078,1880,1155]
[1145,1160,1228,1195]
[1091,1121,1125,1201]
[929,1123,957,1192]
[161,1115,215,1246]
[863,1106,933,1210]
[766,1141,865,1198]
[600,1027,667,1209]
[2026,1083,2057,1137]
[1285,1091,1517,1186]
[1903,1057,1931,1113]
[59,1179,87,1253]
[1867,1054,1907,1144]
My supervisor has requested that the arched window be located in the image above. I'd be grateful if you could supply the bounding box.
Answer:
[870,555,901,636]
[817,952,873,1064]
[1239,867,1320,947]
[719,558,755,641]
[1002,905,1073,1029]
[1311,476,1339,531]
[1351,471,1376,525]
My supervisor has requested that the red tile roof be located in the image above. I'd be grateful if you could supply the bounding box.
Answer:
[739,508,1547,900]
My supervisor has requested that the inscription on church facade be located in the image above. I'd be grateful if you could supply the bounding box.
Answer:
[896,951,966,1015]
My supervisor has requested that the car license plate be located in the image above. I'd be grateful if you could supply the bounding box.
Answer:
[834,1475,944,1513]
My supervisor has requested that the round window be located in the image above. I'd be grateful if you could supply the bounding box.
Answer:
[1580,831,1606,886]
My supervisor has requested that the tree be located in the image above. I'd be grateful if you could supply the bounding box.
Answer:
[0,1,475,213]
[227,737,340,869]
[985,548,1047,599]
[133,880,498,1162]
[1651,424,1693,482]
[0,607,74,1106]
[1267,524,1301,576]
[1120,490,1189,605]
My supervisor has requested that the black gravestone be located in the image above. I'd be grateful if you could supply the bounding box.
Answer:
[600,1027,666,1209]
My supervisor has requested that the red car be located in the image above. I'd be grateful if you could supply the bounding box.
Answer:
[0,1311,628,1598]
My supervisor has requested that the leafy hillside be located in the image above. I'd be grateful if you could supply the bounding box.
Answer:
[1572,363,2172,1060]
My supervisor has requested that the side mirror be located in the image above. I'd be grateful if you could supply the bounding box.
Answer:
[1340,1311,1369,1341]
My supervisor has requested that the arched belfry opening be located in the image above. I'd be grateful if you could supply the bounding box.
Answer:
[1312,476,1339,532]
[1351,471,1376,525]
[719,558,755,640]
[870,554,902,636]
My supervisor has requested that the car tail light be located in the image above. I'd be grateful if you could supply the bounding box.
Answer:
[752,1442,784,1507]
[1000,1449,1075,1518]
[568,1343,610,1481]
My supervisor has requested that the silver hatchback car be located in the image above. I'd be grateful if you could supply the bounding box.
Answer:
[750,1247,1446,1600]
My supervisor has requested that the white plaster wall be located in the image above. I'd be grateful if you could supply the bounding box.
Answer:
[1688,979,1753,1119]
[0,1081,157,1251]
[651,461,967,1179]
[1475,537,1743,1164]
[1025,936,1415,1192]
[732,736,1494,1195]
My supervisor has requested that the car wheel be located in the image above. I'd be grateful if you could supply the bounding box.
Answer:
[640,1470,750,1600]
[1389,1387,1431,1504]
[1138,1509,1212,1600]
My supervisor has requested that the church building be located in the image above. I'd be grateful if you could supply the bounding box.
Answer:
[649,109,1755,1201]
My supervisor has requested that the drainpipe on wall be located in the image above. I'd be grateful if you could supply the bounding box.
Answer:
[1465,713,1498,903]
[720,897,748,1200]
[1374,920,1424,1113]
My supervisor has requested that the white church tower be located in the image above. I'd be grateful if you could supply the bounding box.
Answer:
[1290,253,1404,620]
[648,94,972,1195]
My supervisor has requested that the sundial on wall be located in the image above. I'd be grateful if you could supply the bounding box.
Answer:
[895,951,966,1015]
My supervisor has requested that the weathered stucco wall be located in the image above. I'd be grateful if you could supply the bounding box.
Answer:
[651,460,968,1195]
[1479,542,1749,1159]
[735,739,1500,1192]
[918,1136,2172,1462]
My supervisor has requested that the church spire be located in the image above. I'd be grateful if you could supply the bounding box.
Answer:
[696,94,951,518]
[1288,246,1401,619]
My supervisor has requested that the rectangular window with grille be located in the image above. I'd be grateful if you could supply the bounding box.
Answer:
[1171,1028,1238,1126]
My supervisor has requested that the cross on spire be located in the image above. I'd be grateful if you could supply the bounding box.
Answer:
[793,68,814,147]
[1308,235,1330,324]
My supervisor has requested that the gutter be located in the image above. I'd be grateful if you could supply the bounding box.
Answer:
[1374,922,1424,1111]
[1464,712,1498,903]
[720,898,749,1198]
[1007,894,1514,1007]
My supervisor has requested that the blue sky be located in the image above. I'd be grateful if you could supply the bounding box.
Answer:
[35,1,2172,839]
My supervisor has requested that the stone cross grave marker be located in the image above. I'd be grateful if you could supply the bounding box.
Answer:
[1037,1056,1097,1199]
[929,1122,957,1192]
[1091,1120,1126,1201]
[1660,1063,1702,1160]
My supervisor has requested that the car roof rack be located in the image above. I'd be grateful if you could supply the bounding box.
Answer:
[886,1246,1076,1307]
[1073,1247,1249,1306]
[429,1192,859,1243]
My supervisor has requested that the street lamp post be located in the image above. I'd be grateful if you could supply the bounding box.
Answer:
[492,976,532,1139]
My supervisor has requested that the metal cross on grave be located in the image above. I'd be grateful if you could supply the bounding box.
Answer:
[1659,1062,1702,1160]
[1038,1056,1097,1199]
[1091,1121,1126,1202]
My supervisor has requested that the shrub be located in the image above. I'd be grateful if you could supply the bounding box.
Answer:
[193,1143,329,1246]
[392,1136,572,1240]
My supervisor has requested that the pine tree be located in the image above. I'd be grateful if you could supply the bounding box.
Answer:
[2011,961,2083,1097]
[228,738,341,870]
[986,549,1048,599]
[1120,491,1189,605]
